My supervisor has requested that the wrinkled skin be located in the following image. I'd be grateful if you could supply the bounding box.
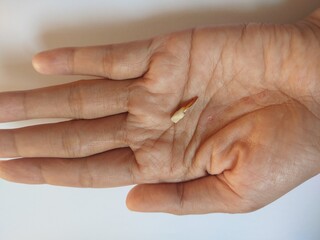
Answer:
[0,9,319,215]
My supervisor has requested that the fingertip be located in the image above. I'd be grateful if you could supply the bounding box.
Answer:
[32,49,71,75]
[126,185,147,212]
[32,52,51,74]
[126,183,181,214]
[0,160,4,176]
[0,159,43,184]
[32,53,41,72]
[125,187,135,211]
[0,160,14,183]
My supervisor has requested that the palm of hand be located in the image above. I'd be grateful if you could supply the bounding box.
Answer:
[1,22,319,214]
[126,25,320,213]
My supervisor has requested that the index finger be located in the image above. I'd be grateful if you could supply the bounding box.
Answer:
[32,39,155,79]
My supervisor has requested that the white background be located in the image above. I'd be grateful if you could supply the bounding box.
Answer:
[0,0,320,239]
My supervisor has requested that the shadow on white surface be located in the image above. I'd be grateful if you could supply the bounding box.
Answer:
[1,0,320,92]
[38,0,319,47]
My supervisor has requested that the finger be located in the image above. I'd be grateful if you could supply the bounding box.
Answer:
[0,79,131,122]
[126,176,247,215]
[0,114,128,158]
[0,148,136,188]
[32,39,154,79]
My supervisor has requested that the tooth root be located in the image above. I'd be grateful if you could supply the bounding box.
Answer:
[171,96,198,124]
[171,108,186,123]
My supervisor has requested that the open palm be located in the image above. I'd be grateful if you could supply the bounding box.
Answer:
[1,15,320,214]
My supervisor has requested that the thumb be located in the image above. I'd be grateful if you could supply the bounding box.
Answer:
[126,176,247,215]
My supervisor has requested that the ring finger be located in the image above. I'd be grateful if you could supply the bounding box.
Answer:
[0,148,138,188]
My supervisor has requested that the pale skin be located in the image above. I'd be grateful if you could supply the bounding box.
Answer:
[0,9,320,215]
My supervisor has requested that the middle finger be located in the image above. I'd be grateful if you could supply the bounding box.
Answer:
[0,113,128,158]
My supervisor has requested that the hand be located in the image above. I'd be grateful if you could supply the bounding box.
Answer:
[0,10,319,215]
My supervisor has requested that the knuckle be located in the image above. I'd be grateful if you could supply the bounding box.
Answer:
[67,48,76,73]
[121,116,129,145]
[106,113,129,146]
[68,80,85,118]
[21,91,29,119]
[61,122,83,158]
[126,80,147,114]
[78,157,94,188]
[128,153,139,184]
[126,82,134,113]
[102,45,116,78]
[175,182,186,213]
[126,79,165,128]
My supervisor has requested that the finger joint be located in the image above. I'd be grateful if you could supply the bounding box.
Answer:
[61,122,83,158]
[67,81,85,118]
